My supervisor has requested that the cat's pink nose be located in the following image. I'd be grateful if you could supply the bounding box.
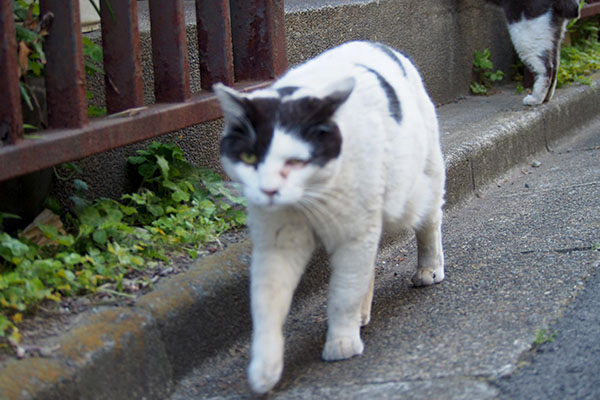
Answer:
[261,188,278,197]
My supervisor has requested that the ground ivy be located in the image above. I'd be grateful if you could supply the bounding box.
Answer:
[557,17,600,88]
[0,142,246,343]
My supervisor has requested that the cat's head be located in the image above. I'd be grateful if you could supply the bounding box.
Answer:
[214,78,354,209]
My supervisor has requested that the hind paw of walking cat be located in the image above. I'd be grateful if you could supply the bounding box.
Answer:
[248,356,283,394]
[523,94,544,106]
[411,267,444,287]
[322,336,364,361]
[360,310,371,327]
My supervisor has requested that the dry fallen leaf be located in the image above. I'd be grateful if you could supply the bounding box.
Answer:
[20,209,67,247]
[107,106,148,119]
[17,41,31,78]
[11,313,23,324]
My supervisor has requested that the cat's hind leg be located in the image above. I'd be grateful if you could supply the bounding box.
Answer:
[411,207,444,287]
[507,11,557,106]
[507,10,571,106]
[543,18,569,103]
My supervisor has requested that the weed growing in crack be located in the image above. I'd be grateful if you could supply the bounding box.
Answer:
[470,48,504,95]
[533,328,557,346]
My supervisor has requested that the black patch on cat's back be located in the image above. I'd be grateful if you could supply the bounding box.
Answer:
[220,97,280,165]
[553,0,579,18]
[496,0,556,23]
[370,42,407,76]
[487,1,578,25]
[357,64,402,124]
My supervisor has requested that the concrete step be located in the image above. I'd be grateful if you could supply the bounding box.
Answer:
[2,75,598,399]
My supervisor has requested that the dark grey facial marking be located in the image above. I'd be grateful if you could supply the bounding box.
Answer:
[370,42,407,76]
[357,64,402,124]
[220,97,280,166]
[221,90,347,168]
[279,96,345,166]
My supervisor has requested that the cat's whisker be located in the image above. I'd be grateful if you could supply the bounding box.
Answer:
[304,185,349,207]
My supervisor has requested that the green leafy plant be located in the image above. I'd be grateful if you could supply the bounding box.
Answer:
[557,15,600,88]
[0,142,246,344]
[534,328,557,345]
[470,48,504,95]
[124,142,246,253]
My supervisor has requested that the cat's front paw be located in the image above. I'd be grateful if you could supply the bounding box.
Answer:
[322,336,364,361]
[248,356,283,394]
[411,267,444,287]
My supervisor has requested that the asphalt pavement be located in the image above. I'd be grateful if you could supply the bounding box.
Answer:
[493,121,600,400]
[169,119,600,399]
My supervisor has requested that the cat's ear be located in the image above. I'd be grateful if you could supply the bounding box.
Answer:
[322,77,355,112]
[213,83,248,123]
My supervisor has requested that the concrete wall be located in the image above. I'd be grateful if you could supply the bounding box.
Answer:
[52,0,515,205]
[285,0,514,105]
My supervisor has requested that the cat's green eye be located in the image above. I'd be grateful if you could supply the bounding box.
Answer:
[240,152,258,165]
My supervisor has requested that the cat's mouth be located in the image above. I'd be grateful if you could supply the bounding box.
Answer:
[257,199,287,211]
[256,194,302,211]
[246,192,285,210]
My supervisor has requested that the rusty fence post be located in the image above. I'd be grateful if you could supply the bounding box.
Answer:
[0,0,24,145]
[148,0,191,102]
[196,0,235,90]
[101,0,144,114]
[0,0,289,182]
[230,0,287,82]
[39,0,88,128]
[581,0,600,17]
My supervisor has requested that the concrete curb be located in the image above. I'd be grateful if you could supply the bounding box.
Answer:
[440,78,600,208]
[1,79,598,399]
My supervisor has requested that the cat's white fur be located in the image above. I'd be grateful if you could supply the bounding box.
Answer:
[215,41,445,394]
[507,11,568,105]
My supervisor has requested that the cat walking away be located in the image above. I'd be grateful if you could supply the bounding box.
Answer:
[487,0,580,105]
[215,41,446,394]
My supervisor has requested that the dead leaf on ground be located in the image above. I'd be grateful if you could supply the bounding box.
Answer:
[17,41,31,78]
[20,209,67,247]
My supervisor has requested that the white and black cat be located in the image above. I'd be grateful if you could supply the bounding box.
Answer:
[488,0,580,105]
[214,41,445,394]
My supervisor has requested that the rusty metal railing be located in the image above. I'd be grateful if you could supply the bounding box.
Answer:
[0,0,287,183]
[581,0,600,18]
